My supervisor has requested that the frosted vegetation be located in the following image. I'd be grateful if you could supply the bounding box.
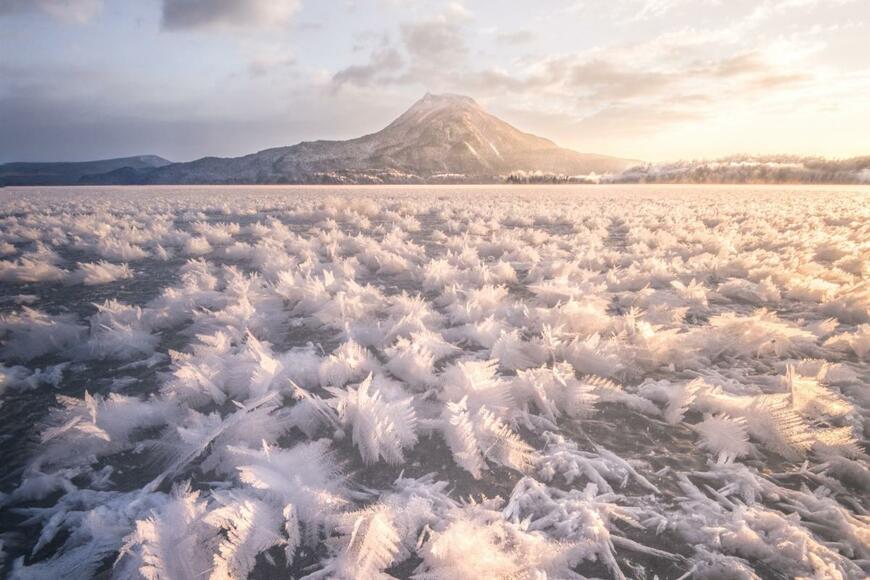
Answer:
[0,185,868,579]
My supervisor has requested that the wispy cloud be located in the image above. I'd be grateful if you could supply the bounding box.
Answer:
[160,0,300,30]
[332,46,404,88]
[495,29,534,44]
[0,0,102,23]
[331,4,471,90]
[575,104,702,135]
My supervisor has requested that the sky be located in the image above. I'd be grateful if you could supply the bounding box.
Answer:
[1,0,869,163]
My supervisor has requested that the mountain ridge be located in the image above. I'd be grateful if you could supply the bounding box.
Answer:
[138,93,638,185]
[0,94,639,185]
[0,155,171,186]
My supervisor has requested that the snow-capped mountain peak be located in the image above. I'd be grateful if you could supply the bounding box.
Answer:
[143,93,638,184]
[2,94,640,185]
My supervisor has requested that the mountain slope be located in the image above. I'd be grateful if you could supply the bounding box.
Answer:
[0,95,639,185]
[0,155,171,186]
[143,94,639,184]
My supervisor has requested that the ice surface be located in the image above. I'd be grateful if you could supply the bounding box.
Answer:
[0,184,868,579]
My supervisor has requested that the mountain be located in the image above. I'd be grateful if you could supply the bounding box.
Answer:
[142,93,637,184]
[0,155,171,186]
[2,94,638,186]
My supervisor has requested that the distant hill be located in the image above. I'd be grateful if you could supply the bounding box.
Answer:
[0,155,171,186]
[0,94,638,185]
[608,155,870,184]
[506,155,870,185]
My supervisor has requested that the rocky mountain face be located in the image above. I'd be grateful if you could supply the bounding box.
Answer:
[1,95,639,185]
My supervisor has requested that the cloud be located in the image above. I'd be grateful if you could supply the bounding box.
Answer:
[329,0,823,152]
[332,47,404,88]
[496,29,534,44]
[568,59,676,99]
[5,0,861,163]
[0,0,102,23]
[747,72,810,90]
[247,53,297,77]
[400,16,468,63]
[331,6,470,90]
[160,0,300,30]
[576,104,702,135]
[325,2,817,149]
[748,0,858,26]
[709,52,768,77]
[629,0,715,21]
[464,69,535,92]
[445,1,472,19]
[570,0,720,23]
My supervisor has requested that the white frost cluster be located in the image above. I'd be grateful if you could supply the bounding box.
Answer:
[0,185,868,579]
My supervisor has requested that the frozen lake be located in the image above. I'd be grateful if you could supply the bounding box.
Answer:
[1,184,869,579]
